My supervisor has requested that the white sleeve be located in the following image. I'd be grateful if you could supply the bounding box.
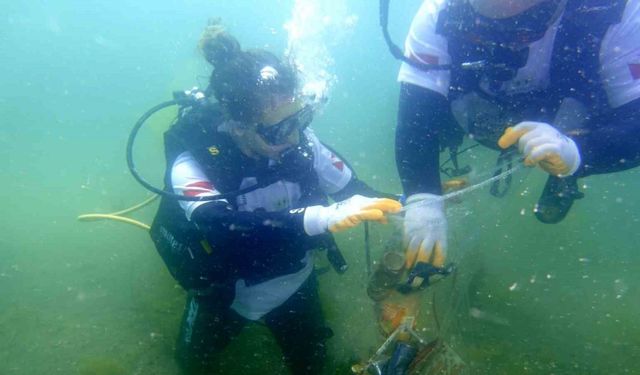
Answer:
[601,0,640,108]
[305,129,353,195]
[397,0,451,97]
[171,151,227,221]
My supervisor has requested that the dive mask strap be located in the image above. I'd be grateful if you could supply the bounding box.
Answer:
[257,105,313,145]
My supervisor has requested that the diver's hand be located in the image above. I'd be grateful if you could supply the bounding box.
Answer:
[303,195,401,236]
[498,121,581,177]
[403,194,447,271]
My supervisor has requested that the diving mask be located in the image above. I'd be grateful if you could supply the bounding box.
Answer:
[257,105,314,145]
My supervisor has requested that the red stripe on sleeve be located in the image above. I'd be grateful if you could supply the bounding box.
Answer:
[410,52,439,65]
[183,181,214,197]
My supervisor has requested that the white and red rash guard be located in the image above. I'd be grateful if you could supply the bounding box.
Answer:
[169,128,356,320]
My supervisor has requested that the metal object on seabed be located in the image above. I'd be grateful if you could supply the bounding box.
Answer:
[408,339,466,375]
[352,311,466,374]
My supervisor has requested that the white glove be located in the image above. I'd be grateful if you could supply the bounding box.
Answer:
[498,121,581,177]
[403,193,447,269]
[303,195,401,236]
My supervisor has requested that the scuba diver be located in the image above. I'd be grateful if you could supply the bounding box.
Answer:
[148,21,401,375]
[385,0,640,285]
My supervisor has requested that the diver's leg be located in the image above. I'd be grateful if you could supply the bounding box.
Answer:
[264,272,332,375]
[175,291,245,374]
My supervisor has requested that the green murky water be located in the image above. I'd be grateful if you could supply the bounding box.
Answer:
[1,1,638,374]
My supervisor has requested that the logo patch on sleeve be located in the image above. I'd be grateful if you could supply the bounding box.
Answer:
[208,146,220,156]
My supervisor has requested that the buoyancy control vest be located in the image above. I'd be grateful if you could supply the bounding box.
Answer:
[549,0,627,112]
[436,0,626,146]
[149,102,332,291]
[437,0,626,109]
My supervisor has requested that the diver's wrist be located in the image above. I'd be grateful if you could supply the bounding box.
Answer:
[301,205,329,236]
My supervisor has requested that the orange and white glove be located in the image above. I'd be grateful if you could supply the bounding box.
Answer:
[403,193,447,270]
[498,121,581,177]
[303,195,402,236]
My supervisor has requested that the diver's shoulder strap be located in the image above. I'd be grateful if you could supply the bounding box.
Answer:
[163,102,224,162]
[164,103,245,193]
[561,0,626,31]
[550,0,626,110]
[166,102,227,153]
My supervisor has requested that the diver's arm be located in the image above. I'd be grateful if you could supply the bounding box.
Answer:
[190,195,401,251]
[396,83,453,196]
[578,3,640,175]
[190,202,308,255]
[396,83,452,272]
[574,99,640,177]
[173,150,399,248]
[306,130,398,201]
[172,151,309,248]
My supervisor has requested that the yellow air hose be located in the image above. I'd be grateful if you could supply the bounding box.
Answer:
[77,194,159,231]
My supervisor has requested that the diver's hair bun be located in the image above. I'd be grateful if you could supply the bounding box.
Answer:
[199,18,241,68]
